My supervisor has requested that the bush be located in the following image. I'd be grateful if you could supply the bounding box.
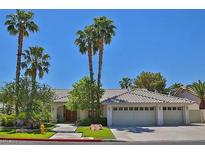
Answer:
[78,117,107,126]
[0,114,16,127]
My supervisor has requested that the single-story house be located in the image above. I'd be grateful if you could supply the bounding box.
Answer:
[51,88,195,126]
[175,87,205,123]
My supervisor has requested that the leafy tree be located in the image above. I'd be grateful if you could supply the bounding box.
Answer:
[66,77,104,119]
[189,80,205,109]
[94,16,116,117]
[134,71,166,93]
[5,10,39,114]
[119,77,133,90]
[0,78,54,125]
[0,82,16,114]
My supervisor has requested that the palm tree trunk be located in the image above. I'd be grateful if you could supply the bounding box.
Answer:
[88,43,95,120]
[199,99,205,109]
[15,27,24,115]
[88,43,94,82]
[96,36,104,118]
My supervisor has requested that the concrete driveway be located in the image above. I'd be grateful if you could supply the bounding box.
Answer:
[110,123,205,142]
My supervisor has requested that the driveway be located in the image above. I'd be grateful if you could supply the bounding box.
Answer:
[110,123,205,142]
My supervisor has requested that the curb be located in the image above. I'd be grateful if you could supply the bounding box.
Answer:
[0,137,102,142]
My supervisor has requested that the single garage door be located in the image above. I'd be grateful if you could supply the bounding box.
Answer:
[189,110,201,123]
[163,107,183,125]
[112,106,156,126]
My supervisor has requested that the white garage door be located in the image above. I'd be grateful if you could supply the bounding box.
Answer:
[189,110,201,123]
[163,107,183,125]
[112,106,156,126]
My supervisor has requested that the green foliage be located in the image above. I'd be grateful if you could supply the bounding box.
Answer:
[0,114,16,127]
[76,126,115,139]
[66,77,104,112]
[119,77,133,89]
[22,46,50,80]
[0,78,54,126]
[189,80,205,109]
[134,71,167,93]
[5,10,39,37]
[77,117,107,126]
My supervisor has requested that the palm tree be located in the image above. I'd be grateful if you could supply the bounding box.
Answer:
[75,25,98,82]
[21,47,50,103]
[94,16,116,117]
[94,16,116,87]
[75,25,98,119]
[119,77,133,90]
[5,10,39,114]
[189,80,205,109]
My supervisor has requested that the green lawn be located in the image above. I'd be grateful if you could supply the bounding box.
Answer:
[0,129,55,139]
[76,126,115,139]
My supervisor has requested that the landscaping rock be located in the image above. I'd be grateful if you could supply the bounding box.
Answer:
[90,124,102,131]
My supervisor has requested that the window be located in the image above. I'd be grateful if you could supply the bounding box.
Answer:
[163,107,166,110]
[168,107,172,110]
[129,107,133,111]
[134,107,138,111]
[145,107,149,111]
[113,107,117,111]
[119,107,123,111]
[173,107,176,110]
[150,107,154,111]
[140,107,144,111]
[124,107,128,111]
[177,107,182,110]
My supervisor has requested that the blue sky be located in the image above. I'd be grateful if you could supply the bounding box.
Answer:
[0,9,205,89]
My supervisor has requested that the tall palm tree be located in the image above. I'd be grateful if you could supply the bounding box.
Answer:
[94,16,116,117]
[94,16,116,87]
[119,77,133,90]
[189,80,205,109]
[75,25,98,82]
[21,47,50,103]
[75,25,98,119]
[5,10,39,114]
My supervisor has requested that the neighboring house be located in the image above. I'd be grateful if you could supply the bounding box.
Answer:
[175,87,204,123]
[52,88,194,126]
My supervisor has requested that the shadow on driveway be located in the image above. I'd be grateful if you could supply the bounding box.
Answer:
[111,127,155,133]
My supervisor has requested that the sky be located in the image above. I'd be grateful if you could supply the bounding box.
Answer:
[0,9,205,89]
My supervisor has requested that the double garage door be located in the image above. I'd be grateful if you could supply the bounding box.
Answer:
[112,106,184,126]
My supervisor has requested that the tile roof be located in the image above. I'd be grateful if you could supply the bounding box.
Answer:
[53,88,194,104]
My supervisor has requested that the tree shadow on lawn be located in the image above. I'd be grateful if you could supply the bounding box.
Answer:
[111,127,155,133]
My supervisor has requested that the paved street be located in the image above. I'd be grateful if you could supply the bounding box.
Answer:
[111,123,205,142]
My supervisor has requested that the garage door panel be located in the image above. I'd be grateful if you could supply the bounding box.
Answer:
[189,110,201,123]
[112,107,156,126]
[163,107,183,125]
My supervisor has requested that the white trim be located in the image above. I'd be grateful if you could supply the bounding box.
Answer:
[183,105,190,124]
[107,105,113,126]
[156,105,163,126]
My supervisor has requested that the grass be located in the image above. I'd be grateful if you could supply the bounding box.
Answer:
[0,129,55,139]
[76,126,115,139]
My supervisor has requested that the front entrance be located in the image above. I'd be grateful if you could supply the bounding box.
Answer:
[64,108,77,122]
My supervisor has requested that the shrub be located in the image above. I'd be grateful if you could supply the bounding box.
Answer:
[78,117,107,126]
[0,114,16,127]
